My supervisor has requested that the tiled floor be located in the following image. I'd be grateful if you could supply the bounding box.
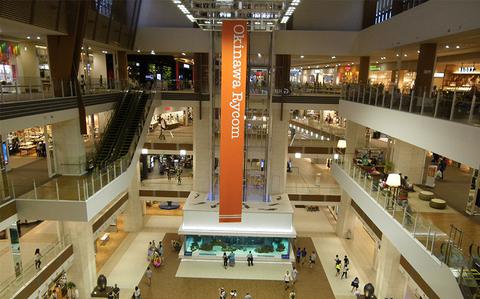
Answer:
[95,216,128,272]
[286,157,340,195]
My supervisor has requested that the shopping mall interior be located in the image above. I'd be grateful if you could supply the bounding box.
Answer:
[0,0,479,298]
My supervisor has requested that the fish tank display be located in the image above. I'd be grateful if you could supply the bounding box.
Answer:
[184,235,290,259]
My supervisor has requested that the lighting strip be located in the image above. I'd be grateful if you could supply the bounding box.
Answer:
[281,0,301,24]
[171,0,195,22]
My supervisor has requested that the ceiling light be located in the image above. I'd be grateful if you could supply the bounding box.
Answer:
[135,62,140,66]
[181,52,186,56]
[150,50,155,55]
[351,62,354,65]
[417,50,420,54]
[445,45,450,49]
[281,16,289,24]
[396,53,399,57]
[376,61,379,63]
[295,152,302,159]
[404,54,407,57]
[137,50,141,53]
[455,45,460,49]
[102,50,108,54]
[257,53,262,58]
[36,36,40,40]
[300,55,304,59]
[27,36,31,39]
[331,56,336,59]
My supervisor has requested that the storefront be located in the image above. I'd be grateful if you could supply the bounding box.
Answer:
[437,63,480,92]
[0,40,21,84]
[337,65,358,84]
[368,61,416,91]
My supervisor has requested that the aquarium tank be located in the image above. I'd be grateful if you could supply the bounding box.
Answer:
[184,235,290,259]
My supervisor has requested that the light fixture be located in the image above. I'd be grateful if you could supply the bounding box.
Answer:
[257,53,262,58]
[331,56,336,59]
[179,149,187,156]
[404,54,407,57]
[181,52,186,56]
[135,62,140,66]
[27,36,31,39]
[150,50,155,55]
[333,153,339,160]
[102,50,108,54]
[295,152,302,159]
[24,47,27,51]
[88,47,92,50]
[300,55,304,59]
[376,61,379,63]
[396,53,399,57]
[337,139,347,149]
[455,45,460,49]
[445,45,450,49]
[81,46,84,50]
[141,149,148,154]
[386,173,401,187]
[36,36,40,40]
[321,136,324,140]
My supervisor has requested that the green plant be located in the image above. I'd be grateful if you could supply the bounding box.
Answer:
[255,245,274,253]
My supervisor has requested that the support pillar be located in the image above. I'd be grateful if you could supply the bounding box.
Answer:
[51,118,86,175]
[335,190,356,239]
[124,162,144,232]
[375,235,405,299]
[16,42,42,89]
[43,125,55,177]
[345,120,367,156]
[414,43,437,95]
[117,51,128,89]
[268,103,289,195]
[193,53,209,93]
[358,56,370,85]
[64,221,96,298]
[391,139,427,184]
[275,55,291,91]
[193,103,212,194]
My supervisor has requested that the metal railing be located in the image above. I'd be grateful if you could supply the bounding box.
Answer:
[342,84,480,126]
[0,235,71,298]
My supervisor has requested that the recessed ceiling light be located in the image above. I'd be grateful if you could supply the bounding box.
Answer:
[351,62,354,65]
[455,45,460,49]
[396,53,399,57]
[150,50,155,55]
[36,36,40,40]
[102,50,108,54]
[300,55,304,59]
[417,50,420,54]
[376,61,379,63]
[27,36,31,39]
[137,50,141,53]
[181,52,186,56]
[404,54,407,57]
[331,56,336,59]
[88,47,92,50]
[445,45,450,49]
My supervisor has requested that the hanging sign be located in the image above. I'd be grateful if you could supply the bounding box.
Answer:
[219,20,248,223]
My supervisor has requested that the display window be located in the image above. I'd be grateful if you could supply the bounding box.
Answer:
[441,63,480,92]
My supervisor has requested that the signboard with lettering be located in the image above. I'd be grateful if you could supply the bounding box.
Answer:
[455,66,479,74]
[219,20,248,223]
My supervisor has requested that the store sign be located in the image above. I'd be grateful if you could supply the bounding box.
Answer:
[219,20,248,223]
[458,66,476,73]
[434,72,445,78]
[369,65,380,71]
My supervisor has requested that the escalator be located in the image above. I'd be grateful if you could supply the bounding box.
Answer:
[94,91,149,168]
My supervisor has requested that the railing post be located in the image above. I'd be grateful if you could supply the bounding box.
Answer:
[420,90,426,115]
[402,206,407,226]
[409,89,414,112]
[55,179,60,200]
[399,91,403,110]
[0,84,3,102]
[107,167,110,182]
[77,180,81,201]
[430,232,436,253]
[426,225,431,248]
[374,86,379,106]
[61,80,65,97]
[390,87,394,109]
[100,170,103,188]
[434,92,440,118]
[469,93,476,123]
[450,90,456,120]
[15,81,19,101]
[91,176,95,194]
[362,85,366,103]
[33,179,38,200]
[69,80,73,96]
[412,214,418,236]
[113,161,117,178]
[368,86,373,104]
[29,83,32,100]
[11,180,16,198]
[356,85,361,102]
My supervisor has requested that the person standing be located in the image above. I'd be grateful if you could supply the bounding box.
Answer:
[223,252,228,269]
[351,277,360,292]
[292,266,298,284]
[145,267,152,286]
[133,286,141,299]
[295,247,301,264]
[244,292,252,299]
[335,255,341,268]
[247,251,254,266]
[230,289,237,298]
[219,287,226,299]
[344,255,349,267]
[335,262,341,276]
[309,251,317,268]
[301,248,307,265]
[34,248,42,270]
[112,284,120,299]
[341,264,349,279]
[284,270,292,290]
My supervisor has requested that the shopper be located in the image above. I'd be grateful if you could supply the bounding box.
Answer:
[284,270,292,290]
[343,255,349,267]
[335,262,341,276]
[223,252,228,269]
[157,242,164,263]
[219,288,227,299]
[309,251,317,268]
[335,255,341,268]
[113,284,120,299]
[230,289,237,298]
[145,266,152,286]
[244,292,252,299]
[289,290,296,299]
[34,248,42,270]
[292,266,298,284]
[351,277,360,292]
[296,247,301,264]
[247,251,254,266]
[341,264,349,279]
[80,74,86,94]
[133,286,141,299]
[301,247,307,265]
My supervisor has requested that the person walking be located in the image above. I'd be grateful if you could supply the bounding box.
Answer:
[292,266,298,284]
[284,270,292,290]
[112,284,120,299]
[247,251,254,266]
[289,290,296,299]
[301,248,307,265]
[309,251,317,268]
[295,247,301,264]
[244,292,252,299]
[145,267,152,286]
[335,262,342,276]
[34,248,42,270]
[351,277,360,292]
[223,252,228,269]
[341,264,349,279]
[343,255,349,267]
[230,289,237,298]
[335,255,341,268]
[133,286,141,299]
[219,287,227,299]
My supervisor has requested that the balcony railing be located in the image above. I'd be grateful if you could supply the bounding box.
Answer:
[342,84,480,126]
[335,154,478,297]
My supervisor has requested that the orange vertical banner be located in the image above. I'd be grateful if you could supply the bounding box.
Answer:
[219,20,248,223]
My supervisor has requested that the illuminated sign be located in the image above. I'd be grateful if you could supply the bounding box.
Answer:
[369,65,381,71]
[219,20,248,223]
[455,66,479,74]
[434,72,445,78]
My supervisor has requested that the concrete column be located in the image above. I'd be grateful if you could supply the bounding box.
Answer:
[275,55,291,90]
[375,235,405,299]
[193,103,212,194]
[64,221,96,298]
[391,139,427,184]
[414,43,437,95]
[345,120,367,156]
[336,190,356,239]
[117,51,128,89]
[268,103,289,195]
[358,56,370,85]
[124,162,144,232]
[51,118,86,175]
[43,125,55,177]
[193,53,209,93]
[16,42,42,88]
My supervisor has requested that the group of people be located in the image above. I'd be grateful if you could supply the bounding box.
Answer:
[218,288,253,299]
[147,240,164,268]
[295,247,317,268]
[222,251,236,269]
[334,255,361,297]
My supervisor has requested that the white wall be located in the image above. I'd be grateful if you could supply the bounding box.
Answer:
[339,100,480,168]
[90,52,107,81]
[332,163,462,299]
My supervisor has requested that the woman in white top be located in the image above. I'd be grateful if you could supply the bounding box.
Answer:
[34,248,42,270]
[133,286,141,299]
[284,270,292,290]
